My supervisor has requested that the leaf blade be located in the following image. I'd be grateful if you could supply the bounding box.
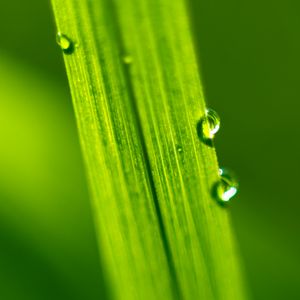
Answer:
[51,0,248,299]
[52,1,176,299]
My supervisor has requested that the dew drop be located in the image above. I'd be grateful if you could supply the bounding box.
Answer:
[198,108,220,144]
[214,168,238,204]
[176,145,183,153]
[56,32,74,54]
[122,55,133,65]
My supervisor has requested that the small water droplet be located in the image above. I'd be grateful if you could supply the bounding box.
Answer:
[122,55,133,64]
[214,168,238,204]
[56,32,74,54]
[197,108,220,146]
[176,145,183,153]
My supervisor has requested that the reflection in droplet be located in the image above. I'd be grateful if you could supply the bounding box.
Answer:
[201,108,220,140]
[197,108,220,147]
[56,32,74,54]
[214,168,238,204]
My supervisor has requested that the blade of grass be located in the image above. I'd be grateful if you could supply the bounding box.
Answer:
[112,1,248,299]
[51,2,175,299]
[51,0,248,299]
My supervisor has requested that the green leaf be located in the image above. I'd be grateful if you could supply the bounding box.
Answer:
[51,0,248,299]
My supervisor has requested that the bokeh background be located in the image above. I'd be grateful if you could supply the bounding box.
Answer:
[0,1,299,299]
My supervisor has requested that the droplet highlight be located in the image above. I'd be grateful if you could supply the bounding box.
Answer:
[56,32,74,54]
[214,168,238,204]
[197,108,220,146]
[201,108,220,140]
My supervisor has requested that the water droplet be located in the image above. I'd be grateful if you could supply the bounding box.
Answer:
[214,168,238,204]
[197,108,220,145]
[122,55,133,64]
[56,32,74,54]
[176,145,183,153]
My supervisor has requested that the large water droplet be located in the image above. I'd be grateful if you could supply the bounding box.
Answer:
[202,108,220,139]
[198,108,220,146]
[214,168,238,204]
[56,32,74,54]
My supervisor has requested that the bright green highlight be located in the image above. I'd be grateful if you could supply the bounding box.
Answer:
[122,54,133,64]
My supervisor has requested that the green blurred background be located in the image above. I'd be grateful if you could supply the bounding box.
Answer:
[0,1,299,299]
